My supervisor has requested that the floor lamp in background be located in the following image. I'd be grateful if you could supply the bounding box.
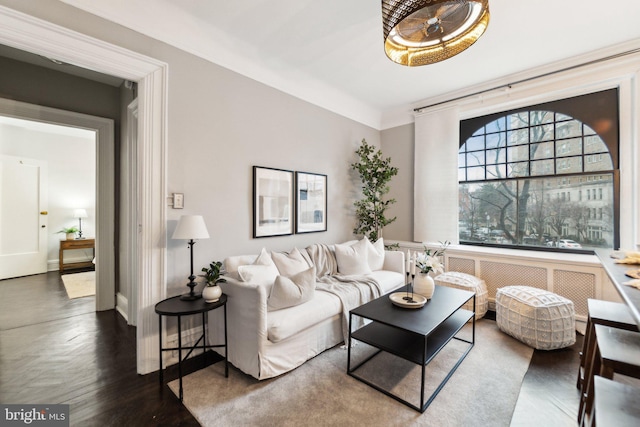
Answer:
[172,215,210,301]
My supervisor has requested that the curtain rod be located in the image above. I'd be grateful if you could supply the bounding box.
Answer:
[413,47,640,113]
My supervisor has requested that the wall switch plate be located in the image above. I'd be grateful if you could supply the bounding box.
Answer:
[173,193,184,209]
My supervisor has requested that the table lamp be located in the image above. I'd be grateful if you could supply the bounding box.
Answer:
[74,209,88,239]
[172,215,210,300]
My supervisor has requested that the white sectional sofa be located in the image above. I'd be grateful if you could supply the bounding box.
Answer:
[209,238,405,380]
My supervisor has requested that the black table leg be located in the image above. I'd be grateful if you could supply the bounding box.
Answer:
[158,314,163,384]
[224,304,229,377]
[178,315,183,402]
[202,312,207,368]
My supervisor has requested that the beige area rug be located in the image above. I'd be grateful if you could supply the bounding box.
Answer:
[169,320,533,427]
[61,271,96,299]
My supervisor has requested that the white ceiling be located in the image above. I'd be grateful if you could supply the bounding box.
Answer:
[58,0,640,129]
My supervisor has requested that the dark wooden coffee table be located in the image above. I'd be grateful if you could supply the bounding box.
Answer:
[347,284,475,412]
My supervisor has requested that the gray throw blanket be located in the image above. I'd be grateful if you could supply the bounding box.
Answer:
[304,243,337,278]
[306,244,382,345]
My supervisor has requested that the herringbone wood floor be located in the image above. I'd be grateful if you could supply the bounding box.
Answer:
[0,271,202,426]
[0,271,581,426]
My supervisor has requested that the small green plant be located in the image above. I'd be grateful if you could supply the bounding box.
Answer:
[200,261,227,286]
[57,226,79,234]
[351,138,399,242]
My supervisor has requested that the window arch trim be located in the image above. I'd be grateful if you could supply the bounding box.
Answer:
[460,88,619,169]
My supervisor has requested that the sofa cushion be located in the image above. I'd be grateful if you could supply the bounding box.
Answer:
[271,247,310,276]
[335,238,372,275]
[370,270,405,293]
[267,290,342,343]
[268,267,316,311]
[237,248,279,289]
[224,254,258,274]
[237,264,279,285]
[366,237,385,271]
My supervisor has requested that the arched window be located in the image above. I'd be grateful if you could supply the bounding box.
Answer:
[458,89,619,251]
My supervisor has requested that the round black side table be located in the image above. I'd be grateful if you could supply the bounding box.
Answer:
[155,294,228,401]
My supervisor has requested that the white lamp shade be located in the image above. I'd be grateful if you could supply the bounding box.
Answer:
[73,209,88,219]
[172,215,210,240]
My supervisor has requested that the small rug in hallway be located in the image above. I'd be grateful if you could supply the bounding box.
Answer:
[169,320,533,427]
[61,271,95,299]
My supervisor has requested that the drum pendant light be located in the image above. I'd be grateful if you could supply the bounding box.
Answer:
[382,0,490,66]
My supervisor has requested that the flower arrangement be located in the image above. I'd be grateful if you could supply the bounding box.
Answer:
[415,241,450,275]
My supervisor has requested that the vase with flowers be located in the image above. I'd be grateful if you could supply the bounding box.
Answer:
[200,261,226,303]
[413,241,449,299]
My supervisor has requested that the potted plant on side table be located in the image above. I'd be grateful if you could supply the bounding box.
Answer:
[57,226,79,240]
[200,261,226,303]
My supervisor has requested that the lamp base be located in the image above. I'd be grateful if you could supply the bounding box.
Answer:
[180,292,202,301]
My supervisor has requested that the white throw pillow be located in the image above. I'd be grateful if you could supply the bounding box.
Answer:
[237,264,279,285]
[335,238,372,275]
[268,266,316,311]
[271,247,309,276]
[237,248,279,285]
[366,237,385,271]
[254,247,274,266]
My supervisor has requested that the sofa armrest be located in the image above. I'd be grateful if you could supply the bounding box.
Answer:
[208,275,268,379]
[383,250,405,274]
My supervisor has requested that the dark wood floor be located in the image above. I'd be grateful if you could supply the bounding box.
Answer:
[0,272,581,426]
[0,271,202,426]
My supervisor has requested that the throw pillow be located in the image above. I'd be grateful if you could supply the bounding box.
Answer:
[237,248,279,285]
[254,247,274,266]
[335,238,372,275]
[271,247,310,276]
[268,266,316,311]
[237,264,279,285]
[366,237,385,271]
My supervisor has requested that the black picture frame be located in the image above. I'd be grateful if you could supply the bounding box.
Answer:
[253,166,294,238]
[295,171,327,234]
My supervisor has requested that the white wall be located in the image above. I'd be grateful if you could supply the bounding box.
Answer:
[0,0,381,297]
[0,121,95,268]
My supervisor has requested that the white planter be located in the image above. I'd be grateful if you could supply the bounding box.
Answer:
[66,233,76,240]
[202,285,222,303]
[414,273,435,299]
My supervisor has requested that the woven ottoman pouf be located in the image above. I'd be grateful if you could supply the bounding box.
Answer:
[434,272,488,320]
[496,285,576,350]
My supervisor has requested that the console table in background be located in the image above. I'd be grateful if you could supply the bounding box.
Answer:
[59,238,95,273]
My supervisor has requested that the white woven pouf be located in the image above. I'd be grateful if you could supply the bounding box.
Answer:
[434,272,488,320]
[496,286,576,350]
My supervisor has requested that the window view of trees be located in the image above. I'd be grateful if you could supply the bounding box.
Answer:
[458,109,615,251]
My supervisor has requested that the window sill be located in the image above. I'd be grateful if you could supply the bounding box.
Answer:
[390,240,602,268]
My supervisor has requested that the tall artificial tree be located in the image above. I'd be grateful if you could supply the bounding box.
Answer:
[351,139,399,242]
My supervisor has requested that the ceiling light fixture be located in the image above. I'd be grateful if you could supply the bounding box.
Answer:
[382,0,490,66]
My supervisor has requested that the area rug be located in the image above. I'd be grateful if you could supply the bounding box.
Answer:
[61,271,95,299]
[169,320,533,426]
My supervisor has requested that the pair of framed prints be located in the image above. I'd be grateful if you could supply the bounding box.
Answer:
[253,166,327,238]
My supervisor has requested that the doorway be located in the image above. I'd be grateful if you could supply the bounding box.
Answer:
[0,99,114,310]
[0,117,96,280]
[0,5,169,374]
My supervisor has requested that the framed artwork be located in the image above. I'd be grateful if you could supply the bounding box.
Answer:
[253,166,294,238]
[295,171,327,233]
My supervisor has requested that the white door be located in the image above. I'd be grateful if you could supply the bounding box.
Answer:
[0,155,48,279]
